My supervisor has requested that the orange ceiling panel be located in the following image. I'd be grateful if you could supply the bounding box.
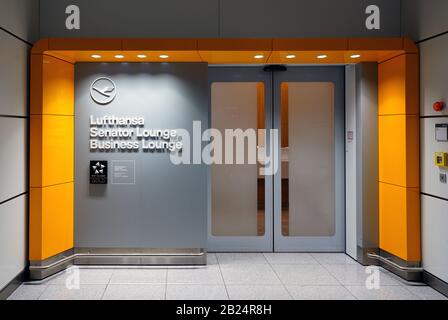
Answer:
[198,39,272,63]
[123,39,198,51]
[273,38,348,51]
[268,51,346,64]
[50,50,202,63]
[348,37,404,51]
[342,50,403,63]
[32,38,416,64]
[199,50,271,64]
[48,38,122,51]
[198,39,272,51]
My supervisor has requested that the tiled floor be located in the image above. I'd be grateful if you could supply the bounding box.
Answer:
[8,253,447,300]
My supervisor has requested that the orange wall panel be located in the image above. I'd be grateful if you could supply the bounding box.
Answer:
[378,52,420,263]
[31,55,74,116]
[379,182,408,259]
[379,55,406,115]
[30,115,74,188]
[379,183,420,261]
[30,53,75,262]
[378,115,419,188]
[30,55,44,114]
[30,115,43,189]
[30,183,74,260]
[41,115,74,187]
[406,187,421,262]
[29,187,43,260]
[379,54,419,116]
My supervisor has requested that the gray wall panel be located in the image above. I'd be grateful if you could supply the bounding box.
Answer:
[39,0,400,38]
[402,0,448,42]
[75,63,208,249]
[0,195,27,290]
[0,0,39,43]
[355,63,379,261]
[40,0,219,38]
[402,0,448,285]
[345,65,357,259]
[419,33,448,117]
[0,118,27,203]
[0,0,35,293]
[0,31,29,117]
[220,0,401,38]
[421,118,448,200]
[422,195,448,283]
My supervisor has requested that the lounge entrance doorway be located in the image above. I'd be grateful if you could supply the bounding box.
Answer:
[207,66,345,252]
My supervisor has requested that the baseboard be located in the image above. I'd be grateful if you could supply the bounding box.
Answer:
[377,250,422,282]
[423,271,448,298]
[0,270,25,300]
[29,248,207,280]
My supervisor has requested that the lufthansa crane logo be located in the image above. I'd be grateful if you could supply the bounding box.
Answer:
[90,77,117,105]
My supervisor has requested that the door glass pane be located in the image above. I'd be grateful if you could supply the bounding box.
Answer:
[211,82,265,236]
[281,82,335,237]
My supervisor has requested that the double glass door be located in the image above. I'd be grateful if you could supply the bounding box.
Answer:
[207,66,345,252]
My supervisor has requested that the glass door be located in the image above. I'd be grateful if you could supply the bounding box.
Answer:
[207,66,345,253]
[207,67,273,252]
[273,67,345,252]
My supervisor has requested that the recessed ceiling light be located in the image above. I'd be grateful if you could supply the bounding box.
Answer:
[137,54,147,59]
[114,54,125,59]
[254,54,264,59]
[317,54,328,59]
[350,54,361,59]
[286,54,296,59]
[91,54,102,59]
[159,54,169,59]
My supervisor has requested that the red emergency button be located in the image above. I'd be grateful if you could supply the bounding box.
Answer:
[433,101,445,112]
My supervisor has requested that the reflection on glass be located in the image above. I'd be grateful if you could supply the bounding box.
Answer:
[211,82,265,236]
[281,82,336,237]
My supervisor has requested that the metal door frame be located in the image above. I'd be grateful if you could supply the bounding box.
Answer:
[207,67,273,252]
[273,66,346,252]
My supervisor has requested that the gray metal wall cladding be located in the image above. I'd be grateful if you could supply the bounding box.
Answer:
[40,0,401,38]
[0,0,37,292]
[74,63,209,249]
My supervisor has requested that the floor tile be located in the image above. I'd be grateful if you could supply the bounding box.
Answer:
[345,285,421,300]
[46,268,113,285]
[166,285,228,300]
[7,284,48,300]
[102,284,165,300]
[287,285,356,300]
[226,285,292,300]
[220,264,281,285]
[109,269,166,284]
[39,284,106,300]
[404,285,448,300]
[8,253,442,301]
[167,266,224,285]
[207,253,219,265]
[324,264,402,286]
[264,253,318,265]
[311,253,357,265]
[272,265,339,286]
[217,253,267,265]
